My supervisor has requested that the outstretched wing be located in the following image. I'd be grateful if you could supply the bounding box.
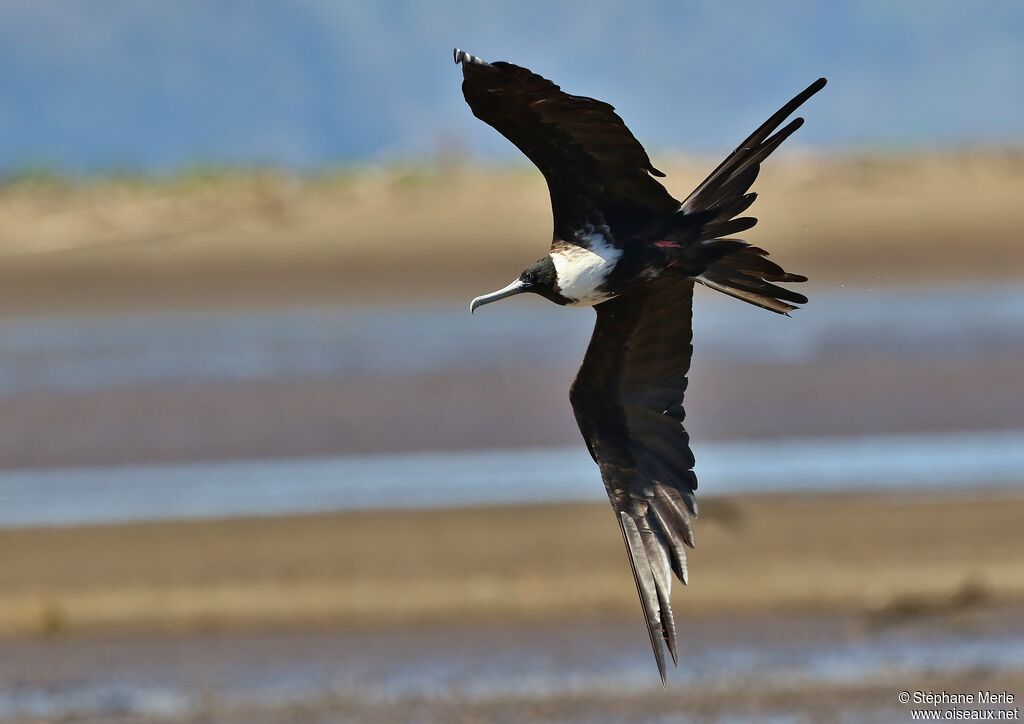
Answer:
[569,277,697,684]
[456,49,680,241]
[680,77,827,218]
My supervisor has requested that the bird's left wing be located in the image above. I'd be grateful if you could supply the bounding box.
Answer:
[569,277,697,684]
[455,49,680,240]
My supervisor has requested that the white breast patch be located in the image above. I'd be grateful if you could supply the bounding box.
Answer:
[550,233,621,307]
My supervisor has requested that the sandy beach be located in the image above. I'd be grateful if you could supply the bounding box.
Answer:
[2,493,1022,638]
[2,151,1024,315]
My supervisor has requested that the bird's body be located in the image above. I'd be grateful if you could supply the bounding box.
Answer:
[456,48,825,683]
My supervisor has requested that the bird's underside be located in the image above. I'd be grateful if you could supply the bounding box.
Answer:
[456,48,825,683]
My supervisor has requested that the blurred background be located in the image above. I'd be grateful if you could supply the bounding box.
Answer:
[1,2,1023,722]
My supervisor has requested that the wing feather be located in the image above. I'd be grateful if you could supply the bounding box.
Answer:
[456,49,679,239]
[647,79,822,314]
[680,79,826,217]
[569,278,696,683]
[619,511,669,680]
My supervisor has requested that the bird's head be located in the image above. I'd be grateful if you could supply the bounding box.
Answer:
[470,256,569,313]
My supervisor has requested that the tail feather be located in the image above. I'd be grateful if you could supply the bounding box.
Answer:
[719,246,807,283]
[697,276,795,314]
[697,246,808,314]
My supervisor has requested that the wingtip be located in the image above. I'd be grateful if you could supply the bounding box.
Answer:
[453,48,487,66]
[654,644,668,687]
[666,638,679,668]
[619,511,673,688]
[786,77,827,108]
[652,626,671,687]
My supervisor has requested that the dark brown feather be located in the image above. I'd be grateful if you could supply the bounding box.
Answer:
[457,52,680,240]
[661,80,825,311]
[570,278,697,683]
[646,78,824,311]
[680,78,826,217]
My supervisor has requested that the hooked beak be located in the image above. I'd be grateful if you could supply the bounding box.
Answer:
[469,279,530,314]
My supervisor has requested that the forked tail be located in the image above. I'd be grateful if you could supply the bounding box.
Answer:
[697,246,807,314]
[658,77,825,314]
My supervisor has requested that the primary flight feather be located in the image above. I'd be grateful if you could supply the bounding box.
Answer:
[456,48,825,683]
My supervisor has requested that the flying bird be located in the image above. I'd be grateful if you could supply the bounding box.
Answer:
[455,48,825,683]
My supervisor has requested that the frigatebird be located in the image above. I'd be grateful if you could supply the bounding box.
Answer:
[456,48,825,683]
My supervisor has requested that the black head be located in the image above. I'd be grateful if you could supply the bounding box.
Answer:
[519,256,571,304]
[470,256,570,313]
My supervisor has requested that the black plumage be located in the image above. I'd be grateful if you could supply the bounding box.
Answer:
[456,49,679,240]
[570,277,697,676]
[456,49,825,683]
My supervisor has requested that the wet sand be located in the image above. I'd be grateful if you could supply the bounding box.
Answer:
[3,351,1022,469]
[2,494,1023,720]
[3,284,1024,468]
[3,151,1024,315]
[1,493,1022,638]
[3,608,1022,723]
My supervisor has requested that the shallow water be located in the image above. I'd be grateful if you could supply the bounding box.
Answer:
[0,429,1022,527]
[1,283,1023,397]
[1,282,1022,522]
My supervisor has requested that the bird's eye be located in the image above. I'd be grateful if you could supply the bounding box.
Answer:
[521,273,535,284]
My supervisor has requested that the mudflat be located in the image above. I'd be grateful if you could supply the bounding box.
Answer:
[1,492,1021,638]
[4,609,1022,723]
[2,152,1023,721]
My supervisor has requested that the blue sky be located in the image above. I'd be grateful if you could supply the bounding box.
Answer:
[1,1,1022,171]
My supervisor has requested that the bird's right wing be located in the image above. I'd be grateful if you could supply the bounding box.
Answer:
[569,277,697,684]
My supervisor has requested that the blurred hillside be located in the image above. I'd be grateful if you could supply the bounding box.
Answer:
[2,1,1024,171]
